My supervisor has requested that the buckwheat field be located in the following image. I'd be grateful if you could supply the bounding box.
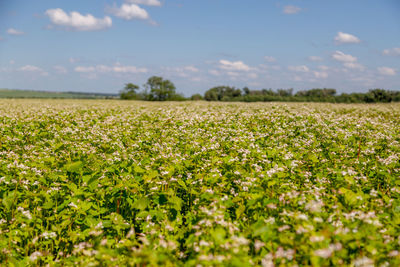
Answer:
[1,100,399,266]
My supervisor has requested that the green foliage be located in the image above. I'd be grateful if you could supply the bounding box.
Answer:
[204,87,400,103]
[204,86,242,101]
[0,100,399,266]
[144,76,177,101]
[120,83,140,100]
[190,93,203,101]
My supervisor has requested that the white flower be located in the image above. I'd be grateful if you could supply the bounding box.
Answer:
[353,256,374,267]
[297,213,308,220]
[254,240,265,252]
[278,225,290,232]
[310,235,325,243]
[199,240,210,247]
[261,253,274,267]
[305,200,323,213]
[68,202,78,209]
[314,247,333,258]
[388,250,399,257]
[314,217,323,223]
[95,222,103,229]
[41,231,57,239]
[17,207,32,220]
[275,247,294,260]
[29,251,42,261]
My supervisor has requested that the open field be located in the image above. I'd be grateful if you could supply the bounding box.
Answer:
[0,100,399,266]
[0,89,117,99]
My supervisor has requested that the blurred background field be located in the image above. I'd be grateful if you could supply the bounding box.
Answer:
[0,89,117,99]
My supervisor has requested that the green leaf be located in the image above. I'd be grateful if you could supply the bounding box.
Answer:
[134,198,149,210]
[64,161,83,173]
[2,191,15,211]
[134,165,145,174]
[177,180,187,190]
[169,196,182,211]
[236,204,245,218]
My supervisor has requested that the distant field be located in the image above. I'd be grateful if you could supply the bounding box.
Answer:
[0,100,399,266]
[0,89,117,99]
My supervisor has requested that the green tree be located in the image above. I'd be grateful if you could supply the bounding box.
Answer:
[204,86,242,101]
[190,93,203,101]
[243,87,250,95]
[366,89,392,103]
[120,83,140,100]
[277,88,293,97]
[145,76,177,101]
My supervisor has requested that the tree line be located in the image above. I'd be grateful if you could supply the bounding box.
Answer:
[120,76,186,101]
[120,76,400,103]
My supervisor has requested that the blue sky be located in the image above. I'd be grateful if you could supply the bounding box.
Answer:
[0,0,399,96]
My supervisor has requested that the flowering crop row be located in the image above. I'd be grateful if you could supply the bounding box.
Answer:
[0,100,399,266]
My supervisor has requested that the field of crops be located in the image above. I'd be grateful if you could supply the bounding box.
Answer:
[0,89,116,99]
[0,100,399,266]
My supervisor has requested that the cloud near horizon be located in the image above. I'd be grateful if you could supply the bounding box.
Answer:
[219,60,251,72]
[19,65,49,76]
[74,64,148,74]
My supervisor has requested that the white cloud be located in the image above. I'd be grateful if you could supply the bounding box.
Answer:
[227,71,239,77]
[113,64,148,73]
[334,32,360,44]
[264,56,276,63]
[184,66,199,72]
[247,73,258,79]
[378,67,396,76]
[163,65,199,77]
[331,51,357,63]
[383,47,400,56]
[313,71,328,79]
[343,62,365,71]
[69,58,80,64]
[107,4,149,20]
[308,56,323,62]
[19,65,49,76]
[125,0,162,6]
[293,75,303,82]
[318,65,330,71]
[259,64,281,71]
[75,66,95,73]
[19,65,43,72]
[288,65,309,72]
[283,5,302,14]
[209,69,221,76]
[45,8,112,31]
[53,65,68,74]
[7,28,24,35]
[219,60,251,71]
[75,64,148,74]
